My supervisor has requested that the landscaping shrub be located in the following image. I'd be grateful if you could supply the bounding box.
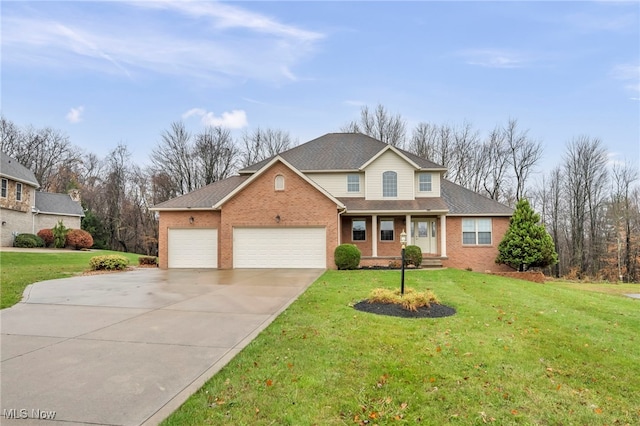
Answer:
[89,255,129,271]
[334,244,361,270]
[367,287,439,312]
[138,256,158,266]
[13,233,45,248]
[52,220,69,248]
[404,245,423,267]
[37,229,54,247]
[66,229,94,250]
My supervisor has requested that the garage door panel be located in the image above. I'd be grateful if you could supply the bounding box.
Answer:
[234,227,325,268]
[169,228,217,268]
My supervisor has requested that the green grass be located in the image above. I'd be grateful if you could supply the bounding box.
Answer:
[163,269,640,425]
[0,250,142,309]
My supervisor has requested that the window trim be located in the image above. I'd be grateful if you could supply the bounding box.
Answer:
[380,218,395,241]
[419,173,432,192]
[352,218,366,242]
[462,218,492,246]
[347,174,360,193]
[15,182,23,202]
[382,171,397,198]
[1,178,7,198]
[274,175,285,191]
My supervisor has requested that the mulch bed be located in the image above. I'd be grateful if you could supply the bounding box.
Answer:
[354,301,456,318]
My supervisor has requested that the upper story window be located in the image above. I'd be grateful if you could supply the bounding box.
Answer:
[16,183,23,201]
[462,218,492,245]
[352,219,366,241]
[347,174,360,192]
[419,173,432,192]
[275,175,285,191]
[382,171,397,197]
[1,179,7,198]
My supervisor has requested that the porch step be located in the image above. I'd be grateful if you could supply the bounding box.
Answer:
[421,258,443,268]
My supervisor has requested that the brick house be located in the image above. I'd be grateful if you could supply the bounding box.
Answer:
[1,152,84,246]
[152,133,514,271]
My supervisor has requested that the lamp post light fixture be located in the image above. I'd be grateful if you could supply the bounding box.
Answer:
[400,229,407,295]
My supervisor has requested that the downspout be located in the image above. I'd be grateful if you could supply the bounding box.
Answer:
[32,208,40,234]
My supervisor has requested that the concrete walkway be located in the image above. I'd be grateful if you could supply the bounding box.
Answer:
[1,268,323,425]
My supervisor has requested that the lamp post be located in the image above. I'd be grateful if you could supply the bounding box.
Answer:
[400,229,407,295]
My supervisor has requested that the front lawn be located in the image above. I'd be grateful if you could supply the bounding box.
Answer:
[0,250,142,309]
[163,269,639,425]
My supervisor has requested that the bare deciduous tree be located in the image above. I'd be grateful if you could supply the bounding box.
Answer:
[194,126,237,185]
[241,127,293,167]
[504,118,542,202]
[342,104,406,147]
[150,121,196,197]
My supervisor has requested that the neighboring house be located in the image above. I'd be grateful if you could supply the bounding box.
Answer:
[152,133,514,271]
[1,152,84,246]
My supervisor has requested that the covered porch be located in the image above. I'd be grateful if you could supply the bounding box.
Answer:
[337,198,449,267]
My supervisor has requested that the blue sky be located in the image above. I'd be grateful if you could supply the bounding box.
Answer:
[2,1,639,171]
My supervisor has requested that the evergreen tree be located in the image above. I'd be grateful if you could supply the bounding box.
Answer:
[496,199,558,271]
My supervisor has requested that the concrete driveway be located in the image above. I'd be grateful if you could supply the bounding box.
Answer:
[1,268,323,425]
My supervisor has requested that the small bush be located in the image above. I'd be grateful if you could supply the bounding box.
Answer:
[52,220,69,248]
[66,229,94,250]
[367,287,439,312]
[138,256,158,266]
[37,229,54,247]
[89,255,129,271]
[404,245,423,267]
[334,244,361,270]
[13,233,45,248]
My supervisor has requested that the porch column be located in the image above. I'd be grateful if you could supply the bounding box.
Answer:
[440,214,447,257]
[405,214,412,243]
[371,215,378,257]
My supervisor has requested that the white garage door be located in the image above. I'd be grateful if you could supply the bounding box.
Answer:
[234,227,326,268]
[168,228,218,268]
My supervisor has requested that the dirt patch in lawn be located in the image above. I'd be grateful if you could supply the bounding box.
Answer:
[354,301,456,318]
[492,271,546,283]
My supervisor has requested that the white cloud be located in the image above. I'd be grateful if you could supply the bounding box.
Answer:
[2,1,324,84]
[182,108,248,129]
[611,63,640,99]
[460,49,532,69]
[66,106,84,123]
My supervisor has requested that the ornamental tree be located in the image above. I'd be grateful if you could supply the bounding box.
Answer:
[496,198,558,272]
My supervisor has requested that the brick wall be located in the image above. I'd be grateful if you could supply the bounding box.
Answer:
[220,162,339,269]
[157,210,222,269]
[443,216,512,272]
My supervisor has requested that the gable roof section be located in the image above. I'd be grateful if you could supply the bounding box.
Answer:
[1,151,39,187]
[213,156,345,209]
[240,133,446,173]
[441,180,513,216]
[35,192,84,217]
[150,175,250,210]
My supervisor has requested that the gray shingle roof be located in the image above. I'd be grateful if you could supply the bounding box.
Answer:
[338,197,449,213]
[441,180,513,216]
[240,133,445,173]
[35,192,85,217]
[152,175,250,209]
[1,151,39,187]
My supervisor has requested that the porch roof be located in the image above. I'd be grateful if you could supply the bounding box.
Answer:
[338,197,449,214]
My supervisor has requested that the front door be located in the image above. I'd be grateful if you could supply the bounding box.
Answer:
[411,219,437,254]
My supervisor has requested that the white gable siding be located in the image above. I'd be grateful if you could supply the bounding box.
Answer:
[306,173,364,197]
[414,172,441,198]
[365,151,415,200]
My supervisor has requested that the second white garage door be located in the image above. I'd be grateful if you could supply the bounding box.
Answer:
[168,228,218,268]
[233,227,326,268]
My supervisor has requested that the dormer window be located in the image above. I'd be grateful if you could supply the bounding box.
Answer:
[382,171,397,197]
[347,174,360,192]
[419,173,432,192]
[275,175,285,191]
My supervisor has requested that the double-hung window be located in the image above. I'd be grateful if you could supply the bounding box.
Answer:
[380,219,394,241]
[347,174,360,193]
[419,173,432,192]
[462,218,492,245]
[352,219,366,241]
[16,183,22,202]
[382,171,397,197]
[1,179,7,198]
